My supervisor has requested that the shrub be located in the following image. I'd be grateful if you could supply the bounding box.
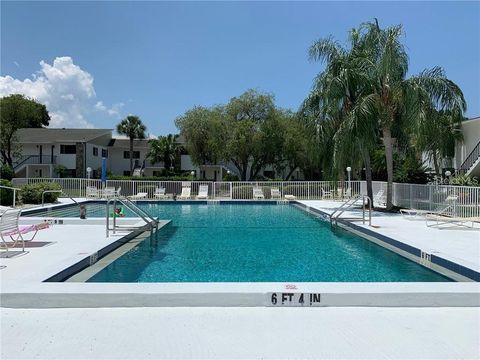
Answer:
[449,175,479,187]
[21,182,62,204]
[0,165,15,181]
[108,175,193,181]
[0,179,17,206]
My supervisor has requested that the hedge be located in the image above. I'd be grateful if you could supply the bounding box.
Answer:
[21,182,62,204]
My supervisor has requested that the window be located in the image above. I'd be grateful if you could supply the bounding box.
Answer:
[60,145,76,154]
[123,170,131,176]
[123,151,140,159]
[101,149,108,158]
[93,147,98,156]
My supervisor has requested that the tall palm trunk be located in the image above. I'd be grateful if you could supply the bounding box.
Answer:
[129,137,134,175]
[382,127,394,210]
[362,147,373,206]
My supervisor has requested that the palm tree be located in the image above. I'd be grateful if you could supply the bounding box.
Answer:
[116,115,147,175]
[360,20,466,209]
[147,134,180,173]
[305,29,378,202]
[414,109,463,177]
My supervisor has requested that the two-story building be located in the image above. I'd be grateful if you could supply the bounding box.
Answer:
[13,128,164,178]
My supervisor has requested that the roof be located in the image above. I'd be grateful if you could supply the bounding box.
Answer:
[16,128,112,143]
[108,138,150,148]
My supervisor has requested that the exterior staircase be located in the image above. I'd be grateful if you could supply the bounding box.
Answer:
[456,140,480,177]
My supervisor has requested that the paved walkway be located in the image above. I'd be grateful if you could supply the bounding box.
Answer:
[2,306,479,359]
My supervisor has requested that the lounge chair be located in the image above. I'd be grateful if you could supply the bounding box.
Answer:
[196,185,209,200]
[253,187,264,200]
[128,192,148,200]
[0,209,49,255]
[426,213,479,229]
[401,195,458,220]
[373,189,386,207]
[103,187,121,198]
[270,188,281,199]
[154,187,170,199]
[86,186,99,198]
[321,188,333,199]
[178,187,191,200]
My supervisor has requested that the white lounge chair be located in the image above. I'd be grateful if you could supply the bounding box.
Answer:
[103,187,121,198]
[373,189,386,207]
[178,187,191,200]
[86,186,99,198]
[0,209,49,255]
[321,188,333,199]
[196,185,209,200]
[154,187,170,199]
[401,195,458,220]
[426,214,480,229]
[270,188,281,199]
[128,192,148,200]
[253,187,264,200]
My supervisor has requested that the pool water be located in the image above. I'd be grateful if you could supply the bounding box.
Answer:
[81,203,451,282]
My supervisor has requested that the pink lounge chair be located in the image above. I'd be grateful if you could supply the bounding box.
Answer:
[0,209,49,255]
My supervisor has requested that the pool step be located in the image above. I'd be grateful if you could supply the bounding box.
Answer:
[207,200,220,205]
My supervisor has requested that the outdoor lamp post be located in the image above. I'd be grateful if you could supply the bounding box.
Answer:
[445,170,452,184]
[86,167,92,180]
[190,170,195,180]
[346,166,352,190]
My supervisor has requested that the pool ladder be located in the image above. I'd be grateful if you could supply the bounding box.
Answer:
[106,196,159,237]
[330,195,372,228]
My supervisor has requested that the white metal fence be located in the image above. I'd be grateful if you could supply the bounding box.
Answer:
[10,178,480,218]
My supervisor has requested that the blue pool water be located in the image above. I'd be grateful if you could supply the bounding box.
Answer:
[81,203,451,282]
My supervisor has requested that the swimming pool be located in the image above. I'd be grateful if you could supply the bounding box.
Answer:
[43,202,451,282]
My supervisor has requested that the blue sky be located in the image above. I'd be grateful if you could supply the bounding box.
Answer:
[1,1,479,135]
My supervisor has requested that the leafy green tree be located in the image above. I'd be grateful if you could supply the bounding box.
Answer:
[414,109,463,176]
[175,106,226,166]
[0,94,50,166]
[360,20,466,209]
[116,115,147,174]
[224,89,280,180]
[147,134,180,172]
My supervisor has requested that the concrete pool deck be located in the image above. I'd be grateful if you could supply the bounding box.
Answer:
[1,199,479,358]
[0,199,479,309]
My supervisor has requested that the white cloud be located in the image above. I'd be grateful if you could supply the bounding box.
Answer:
[0,56,123,128]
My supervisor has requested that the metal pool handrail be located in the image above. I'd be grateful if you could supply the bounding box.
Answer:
[0,185,21,207]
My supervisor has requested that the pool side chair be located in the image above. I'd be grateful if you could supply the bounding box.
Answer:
[178,187,191,200]
[86,186,99,198]
[321,188,333,199]
[0,209,48,255]
[253,187,265,200]
[270,188,281,199]
[154,187,170,200]
[128,192,148,200]
[426,212,479,229]
[373,189,386,207]
[103,187,116,198]
[196,185,209,200]
[401,195,458,220]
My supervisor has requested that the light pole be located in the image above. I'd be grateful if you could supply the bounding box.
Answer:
[346,166,352,192]
[190,170,195,180]
[86,167,92,180]
[445,170,452,184]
